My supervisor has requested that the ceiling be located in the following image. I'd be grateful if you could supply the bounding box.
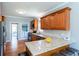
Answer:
[2,2,64,18]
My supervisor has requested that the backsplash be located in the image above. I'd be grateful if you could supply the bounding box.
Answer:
[40,30,70,41]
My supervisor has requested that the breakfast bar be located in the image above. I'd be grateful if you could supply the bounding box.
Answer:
[25,37,70,56]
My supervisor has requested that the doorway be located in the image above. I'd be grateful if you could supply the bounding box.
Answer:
[11,23,18,43]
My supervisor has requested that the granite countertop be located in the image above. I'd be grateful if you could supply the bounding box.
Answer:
[25,36,70,56]
[32,33,72,43]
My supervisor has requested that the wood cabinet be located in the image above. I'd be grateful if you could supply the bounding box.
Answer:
[0,16,2,22]
[41,16,51,29]
[37,45,69,56]
[34,19,38,30]
[41,7,71,30]
[41,17,46,29]
[30,19,38,33]
[31,34,37,41]
[31,34,45,41]
[0,16,5,22]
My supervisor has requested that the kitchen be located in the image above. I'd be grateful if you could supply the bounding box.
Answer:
[25,7,72,56]
[0,2,79,56]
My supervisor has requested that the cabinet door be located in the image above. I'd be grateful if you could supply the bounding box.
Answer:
[56,10,70,30]
[50,13,56,29]
[32,35,37,41]
[41,18,46,29]
[41,16,53,29]
[45,16,51,29]
[41,17,49,29]
[56,12,65,30]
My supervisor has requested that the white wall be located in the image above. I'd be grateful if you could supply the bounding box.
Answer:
[39,2,79,50]
[4,16,33,42]
[64,2,79,50]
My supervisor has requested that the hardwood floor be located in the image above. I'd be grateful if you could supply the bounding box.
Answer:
[4,40,27,56]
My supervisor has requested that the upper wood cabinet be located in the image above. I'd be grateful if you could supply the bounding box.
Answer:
[0,16,5,22]
[41,7,71,30]
[30,19,38,33]
[41,16,51,29]
[34,19,38,30]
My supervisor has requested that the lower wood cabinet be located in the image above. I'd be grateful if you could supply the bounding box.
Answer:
[31,34,45,41]
[37,45,69,56]
[31,35,37,41]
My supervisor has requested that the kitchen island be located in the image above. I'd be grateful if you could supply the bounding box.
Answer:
[25,36,71,56]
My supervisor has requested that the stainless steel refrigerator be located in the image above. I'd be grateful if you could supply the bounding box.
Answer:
[0,22,4,56]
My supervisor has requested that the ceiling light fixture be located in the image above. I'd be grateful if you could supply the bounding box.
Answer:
[16,9,26,14]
